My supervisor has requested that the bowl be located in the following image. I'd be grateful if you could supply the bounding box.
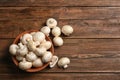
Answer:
[12,30,54,72]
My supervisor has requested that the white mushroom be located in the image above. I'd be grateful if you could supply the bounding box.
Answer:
[9,44,19,55]
[16,55,24,61]
[42,51,53,63]
[41,39,46,43]
[58,57,70,69]
[33,32,45,42]
[49,55,59,68]
[46,18,57,28]
[26,52,37,62]
[52,26,61,37]
[41,26,50,36]
[17,43,28,56]
[30,32,36,36]
[62,25,73,36]
[32,58,43,67]
[19,58,32,70]
[35,47,46,56]
[40,41,52,50]
[21,33,33,45]
[34,41,40,47]
[53,37,63,46]
[27,40,36,51]
[18,43,24,49]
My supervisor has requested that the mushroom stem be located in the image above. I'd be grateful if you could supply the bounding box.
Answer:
[22,58,26,62]
[49,55,58,68]
[64,65,68,69]
[18,43,24,49]
[27,40,36,51]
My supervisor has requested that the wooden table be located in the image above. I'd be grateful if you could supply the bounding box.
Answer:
[0,0,120,80]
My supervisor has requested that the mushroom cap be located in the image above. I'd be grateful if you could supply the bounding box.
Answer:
[40,41,52,50]
[33,32,45,42]
[18,43,24,49]
[62,25,73,36]
[16,55,24,61]
[17,45,28,56]
[21,33,33,44]
[58,57,70,67]
[9,44,18,55]
[35,47,46,56]
[19,58,32,70]
[41,39,46,43]
[27,40,36,51]
[30,32,36,36]
[46,18,57,28]
[53,37,63,46]
[52,26,61,37]
[26,52,37,62]
[42,51,53,63]
[32,58,43,67]
[49,55,58,68]
[41,26,50,36]
[34,41,40,47]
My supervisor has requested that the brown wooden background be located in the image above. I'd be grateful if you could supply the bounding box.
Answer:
[0,0,120,80]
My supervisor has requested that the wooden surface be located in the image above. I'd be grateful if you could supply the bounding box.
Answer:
[0,0,120,80]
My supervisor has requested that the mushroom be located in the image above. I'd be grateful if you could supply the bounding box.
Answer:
[9,44,19,55]
[27,40,36,51]
[26,52,37,62]
[40,41,52,50]
[49,55,58,68]
[19,58,32,70]
[46,18,57,28]
[52,26,61,37]
[17,43,28,56]
[33,32,45,42]
[41,26,50,36]
[21,33,33,45]
[41,39,46,43]
[16,55,24,61]
[30,32,36,36]
[32,58,43,67]
[35,47,46,56]
[58,57,70,69]
[53,37,63,46]
[62,25,73,36]
[34,41,40,47]
[42,51,53,63]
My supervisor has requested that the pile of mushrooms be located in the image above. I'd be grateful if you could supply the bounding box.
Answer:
[9,18,73,71]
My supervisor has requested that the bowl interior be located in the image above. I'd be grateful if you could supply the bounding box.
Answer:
[12,30,54,72]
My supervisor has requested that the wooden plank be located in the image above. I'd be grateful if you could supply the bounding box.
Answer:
[1,57,120,73]
[0,0,120,7]
[1,39,120,73]
[0,19,120,38]
[0,7,119,20]
[0,73,81,80]
[0,73,120,80]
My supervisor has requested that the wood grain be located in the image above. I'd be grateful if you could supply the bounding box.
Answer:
[0,0,120,7]
[1,39,120,73]
[0,73,81,80]
[0,73,120,80]
[0,0,119,80]
[0,7,119,20]
[0,19,120,38]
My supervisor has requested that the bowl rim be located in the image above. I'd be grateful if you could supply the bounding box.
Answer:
[12,30,54,72]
